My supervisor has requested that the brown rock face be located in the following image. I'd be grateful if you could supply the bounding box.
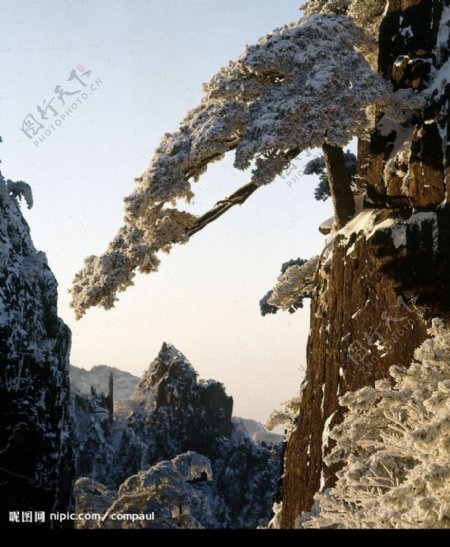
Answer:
[281,0,450,527]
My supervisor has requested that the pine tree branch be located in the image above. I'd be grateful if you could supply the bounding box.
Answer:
[187,181,259,237]
[187,148,301,238]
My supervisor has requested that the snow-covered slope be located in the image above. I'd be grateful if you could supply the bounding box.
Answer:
[0,173,73,528]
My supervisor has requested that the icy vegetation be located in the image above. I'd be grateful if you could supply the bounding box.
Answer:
[305,0,387,42]
[71,8,391,318]
[266,382,307,438]
[299,320,450,529]
[75,452,218,529]
[0,170,73,524]
[5,179,33,209]
[73,343,281,528]
[261,256,319,315]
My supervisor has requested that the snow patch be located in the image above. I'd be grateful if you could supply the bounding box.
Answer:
[366,212,438,253]
[322,411,336,455]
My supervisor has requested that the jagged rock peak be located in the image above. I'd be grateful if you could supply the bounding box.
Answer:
[72,341,280,528]
[133,342,233,423]
[139,342,198,391]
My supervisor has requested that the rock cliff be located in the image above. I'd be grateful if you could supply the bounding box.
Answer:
[0,172,73,528]
[281,0,450,526]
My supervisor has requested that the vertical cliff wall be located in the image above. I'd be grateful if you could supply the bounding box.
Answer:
[0,174,73,528]
[281,0,450,527]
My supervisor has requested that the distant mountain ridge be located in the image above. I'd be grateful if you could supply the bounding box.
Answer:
[70,364,139,402]
[70,360,282,445]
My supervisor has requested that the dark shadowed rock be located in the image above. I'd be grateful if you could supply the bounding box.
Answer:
[0,173,73,528]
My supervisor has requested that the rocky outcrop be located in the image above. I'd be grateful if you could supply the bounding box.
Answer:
[280,209,449,526]
[75,452,217,529]
[0,173,73,528]
[73,343,280,528]
[126,343,233,461]
[281,0,450,527]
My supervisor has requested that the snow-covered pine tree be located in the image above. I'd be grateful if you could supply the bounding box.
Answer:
[298,320,450,529]
[260,256,319,315]
[70,4,391,318]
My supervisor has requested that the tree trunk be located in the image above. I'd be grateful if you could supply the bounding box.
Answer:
[280,0,450,528]
[322,143,355,229]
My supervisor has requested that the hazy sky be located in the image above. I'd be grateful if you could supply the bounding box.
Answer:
[0,0,333,423]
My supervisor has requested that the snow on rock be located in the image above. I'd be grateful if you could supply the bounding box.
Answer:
[319,216,334,235]
[0,172,73,527]
[75,452,218,529]
[71,387,113,481]
[73,343,281,528]
[336,208,440,256]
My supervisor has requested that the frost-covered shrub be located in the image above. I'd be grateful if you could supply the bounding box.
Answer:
[264,256,319,314]
[266,381,307,436]
[303,0,351,16]
[6,180,33,209]
[301,319,450,529]
[260,258,310,316]
[75,452,218,529]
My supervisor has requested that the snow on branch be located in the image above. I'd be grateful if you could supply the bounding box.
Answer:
[266,380,307,437]
[261,256,319,316]
[299,319,450,529]
[71,12,391,318]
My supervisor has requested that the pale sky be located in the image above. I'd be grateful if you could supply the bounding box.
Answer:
[0,0,332,423]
